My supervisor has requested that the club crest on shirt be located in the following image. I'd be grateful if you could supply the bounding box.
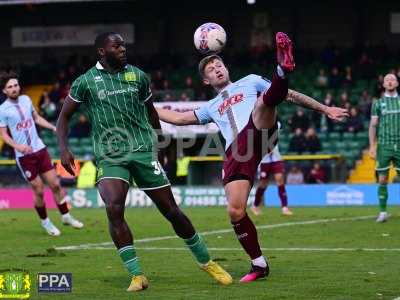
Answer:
[24,170,31,178]
[98,89,106,100]
[124,72,136,82]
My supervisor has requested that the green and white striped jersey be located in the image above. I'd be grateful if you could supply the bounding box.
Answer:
[69,62,156,161]
[371,93,400,145]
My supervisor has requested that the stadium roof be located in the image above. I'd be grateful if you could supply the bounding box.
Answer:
[0,0,126,5]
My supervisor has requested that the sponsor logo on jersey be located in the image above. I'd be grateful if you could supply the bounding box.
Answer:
[98,87,138,100]
[124,72,136,82]
[94,76,103,82]
[16,119,33,131]
[218,93,244,115]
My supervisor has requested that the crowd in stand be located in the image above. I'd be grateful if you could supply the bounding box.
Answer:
[1,45,399,183]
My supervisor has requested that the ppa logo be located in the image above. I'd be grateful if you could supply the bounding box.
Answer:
[37,273,72,293]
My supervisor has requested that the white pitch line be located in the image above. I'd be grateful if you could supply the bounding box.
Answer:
[55,215,375,251]
[66,246,400,252]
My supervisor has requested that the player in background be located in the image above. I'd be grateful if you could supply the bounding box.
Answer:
[369,73,400,222]
[156,32,349,283]
[56,32,232,292]
[0,72,83,236]
[251,144,293,216]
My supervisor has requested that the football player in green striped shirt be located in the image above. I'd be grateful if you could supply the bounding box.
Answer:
[369,73,400,222]
[56,32,232,292]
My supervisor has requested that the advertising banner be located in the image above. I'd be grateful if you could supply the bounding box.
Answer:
[1,184,399,209]
[12,24,134,47]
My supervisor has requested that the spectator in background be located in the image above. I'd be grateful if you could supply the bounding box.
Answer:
[163,93,173,102]
[162,79,171,90]
[374,74,385,97]
[289,128,307,154]
[70,114,90,138]
[289,108,310,132]
[344,107,363,133]
[318,92,335,133]
[359,90,373,117]
[48,81,61,104]
[179,92,190,102]
[315,69,328,88]
[308,162,326,183]
[339,91,350,107]
[286,165,304,184]
[305,127,321,153]
[342,66,354,88]
[153,70,165,90]
[329,67,342,89]
[358,52,374,80]
[39,91,57,122]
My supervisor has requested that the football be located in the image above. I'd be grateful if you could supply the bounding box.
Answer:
[194,22,226,54]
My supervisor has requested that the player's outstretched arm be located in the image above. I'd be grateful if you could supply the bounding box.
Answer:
[0,127,32,154]
[368,116,378,159]
[156,107,199,125]
[56,96,80,175]
[286,89,349,121]
[32,110,56,132]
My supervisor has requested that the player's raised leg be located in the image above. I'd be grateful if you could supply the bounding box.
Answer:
[252,32,295,130]
[145,186,232,285]
[41,168,83,229]
[225,180,269,283]
[97,178,148,292]
[29,176,61,236]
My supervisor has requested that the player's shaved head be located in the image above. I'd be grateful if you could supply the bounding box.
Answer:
[94,32,120,49]
[384,73,398,82]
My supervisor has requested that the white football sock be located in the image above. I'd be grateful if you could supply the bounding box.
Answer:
[252,256,267,268]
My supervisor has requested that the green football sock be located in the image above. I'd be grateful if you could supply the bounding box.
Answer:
[378,184,388,212]
[184,233,211,265]
[118,245,142,276]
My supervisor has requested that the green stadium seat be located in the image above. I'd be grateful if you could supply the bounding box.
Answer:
[69,138,80,146]
[322,141,331,151]
[342,132,355,141]
[329,132,340,140]
[80,138,92,147]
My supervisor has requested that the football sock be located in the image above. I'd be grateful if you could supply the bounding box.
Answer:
[35,205,48,220]
[262,73,288,106]
[254,187,266,207]
[278,184,288,207]
[118,245,143,276]
[231,213,262,260]
[184,232,211,265]
[251,256,267,268]
[57,201,69,215]
[378,184,388,212]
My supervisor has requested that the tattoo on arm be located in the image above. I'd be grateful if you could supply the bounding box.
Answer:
[285,89,326,113]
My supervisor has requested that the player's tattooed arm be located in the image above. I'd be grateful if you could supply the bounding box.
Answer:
[285,89,349,121]
[56,96,80,175]
[155,107,200,125]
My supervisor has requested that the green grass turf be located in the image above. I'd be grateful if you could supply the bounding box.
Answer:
[0,206,399,300]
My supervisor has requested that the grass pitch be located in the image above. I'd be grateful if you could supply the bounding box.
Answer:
[1,206,399,300]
